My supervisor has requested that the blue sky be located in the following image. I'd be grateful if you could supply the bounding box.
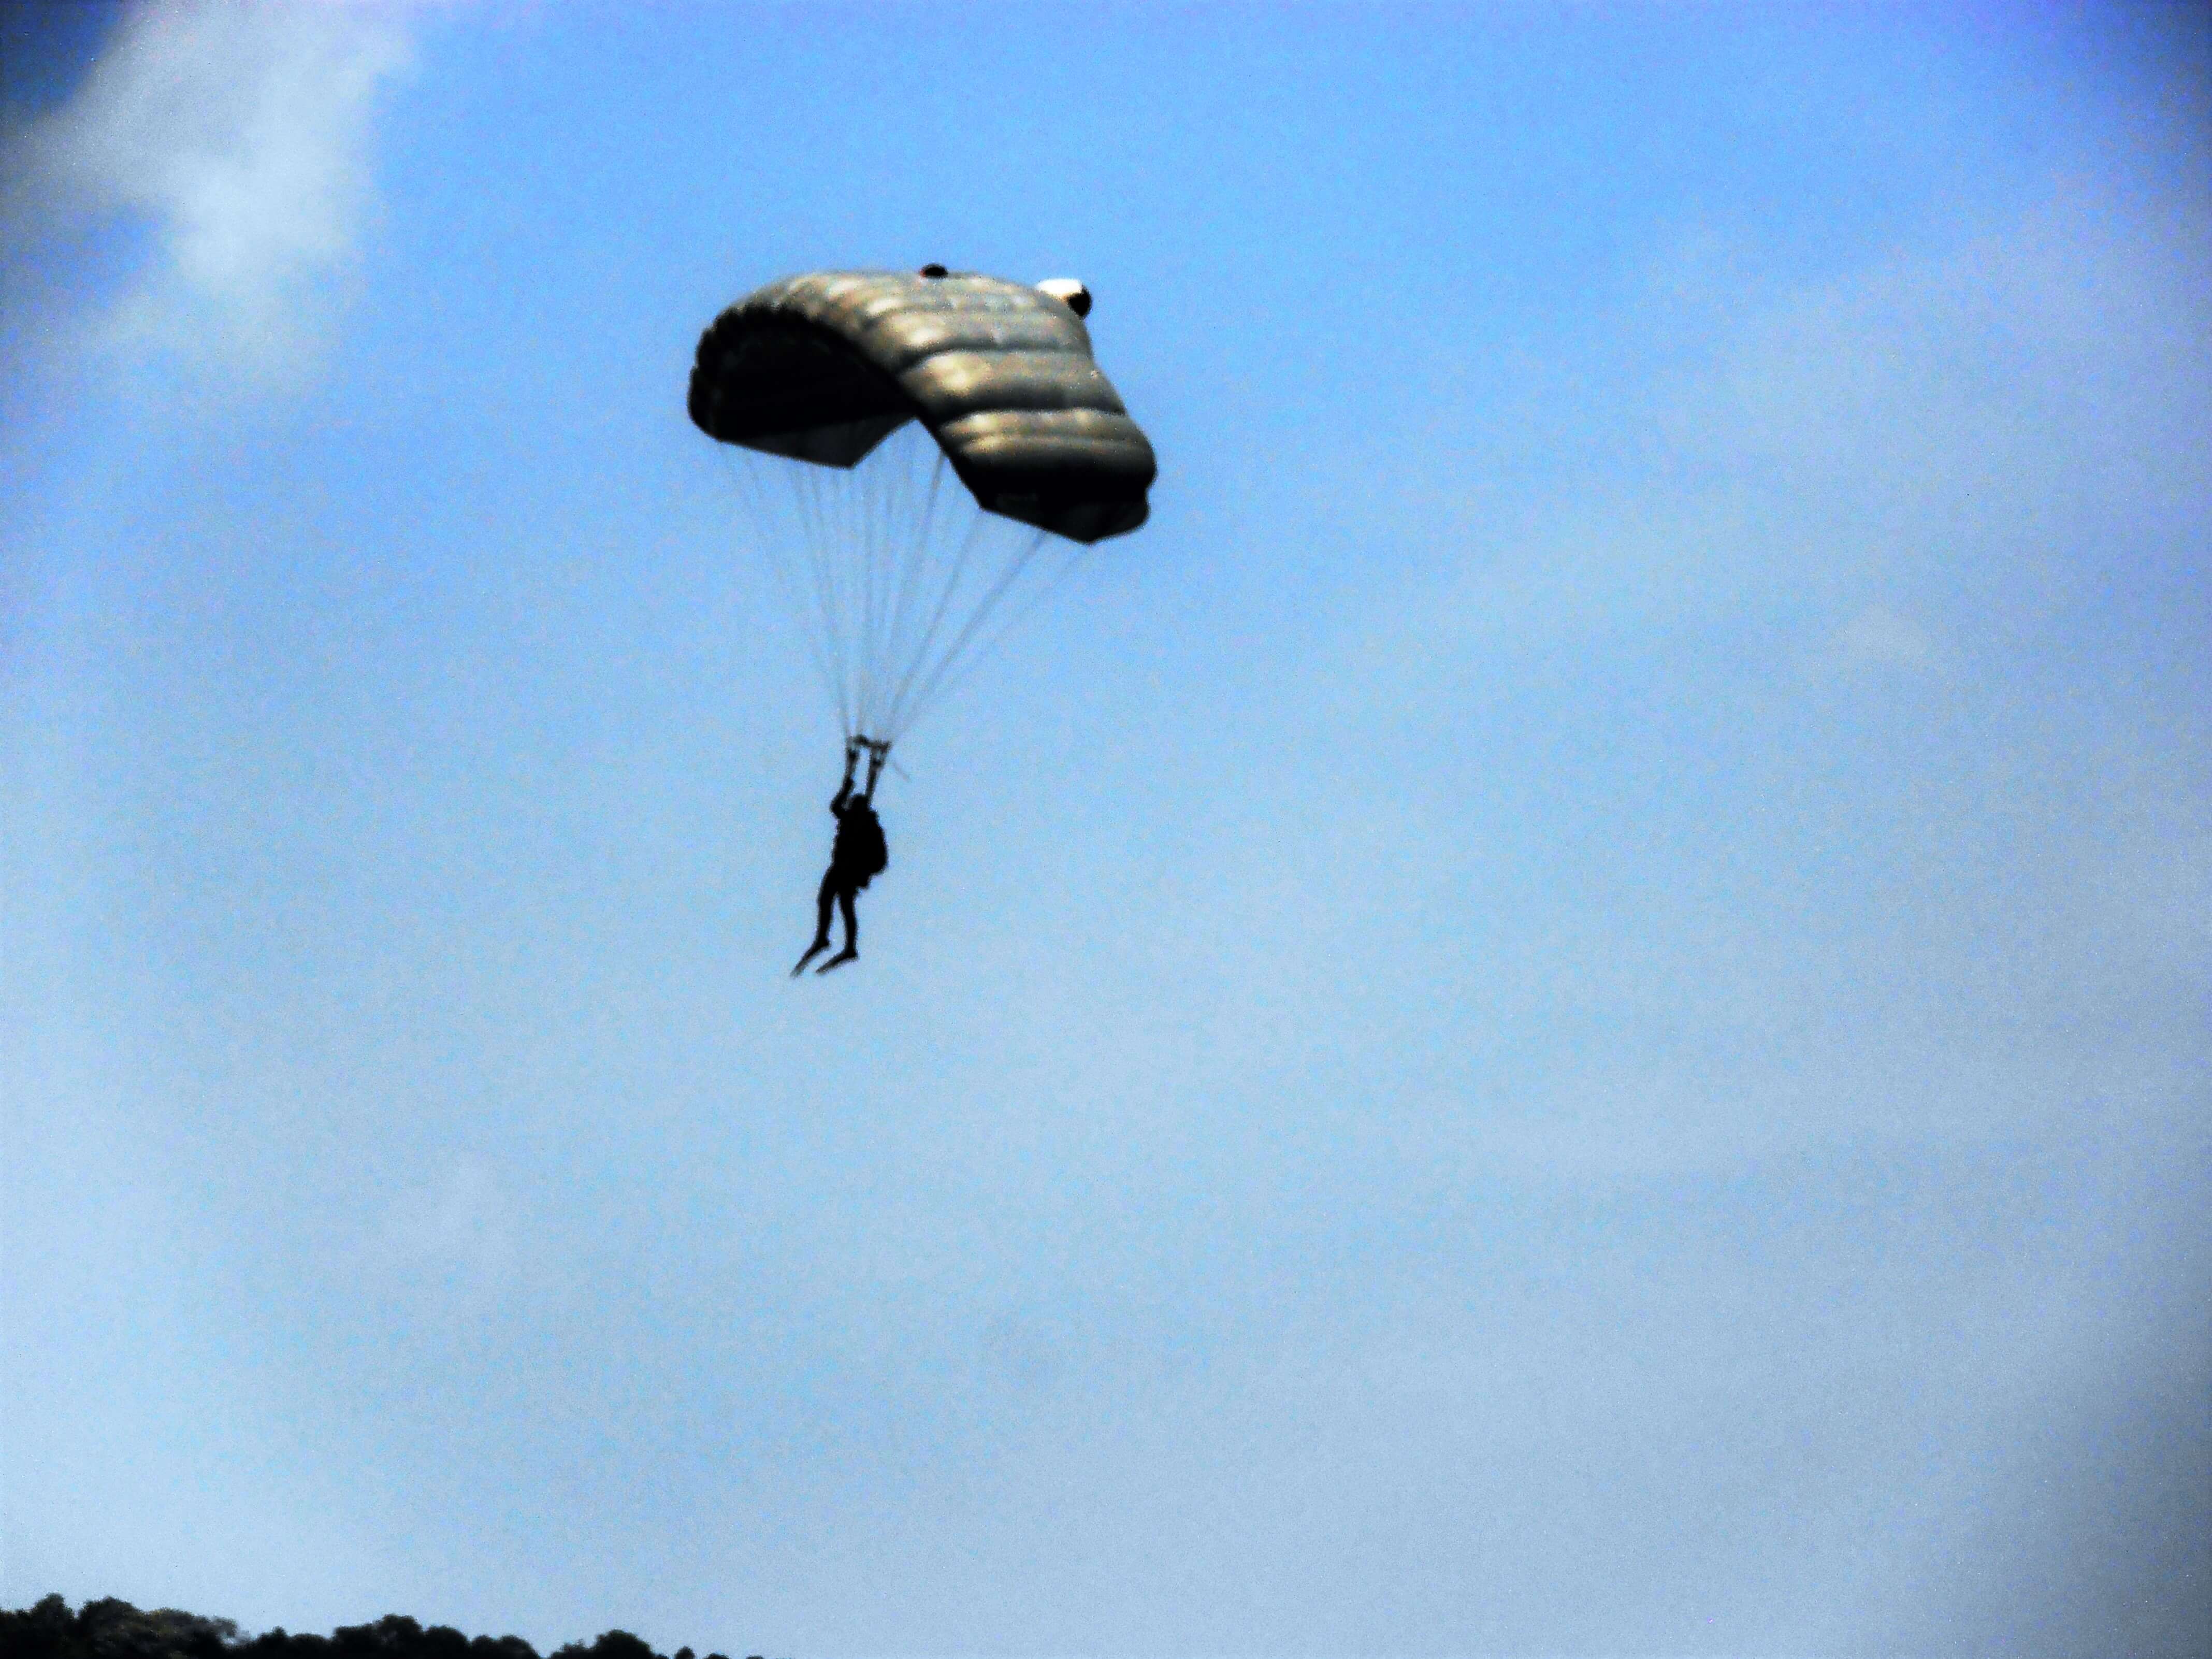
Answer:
[3,5,2207,1656]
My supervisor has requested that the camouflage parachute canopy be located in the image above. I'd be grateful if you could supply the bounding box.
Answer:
[688,268,1155,544]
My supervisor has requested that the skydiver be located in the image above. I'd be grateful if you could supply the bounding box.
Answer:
[791,739,890,976]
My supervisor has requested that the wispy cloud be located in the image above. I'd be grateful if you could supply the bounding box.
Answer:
[1276,181,2212,1184]
[3,2,412,387]
[1393,184,2212,652]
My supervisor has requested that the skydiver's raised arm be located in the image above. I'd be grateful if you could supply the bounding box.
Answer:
[831,742,858,814]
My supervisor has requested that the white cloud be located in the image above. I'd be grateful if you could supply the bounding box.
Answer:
[4,1,412,384]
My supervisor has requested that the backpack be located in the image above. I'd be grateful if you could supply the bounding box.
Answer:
[843,807,888,882]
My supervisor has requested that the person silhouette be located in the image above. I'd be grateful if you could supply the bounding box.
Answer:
[792,740,889,976]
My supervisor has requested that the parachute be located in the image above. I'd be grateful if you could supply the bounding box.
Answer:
[689,267,1156,747]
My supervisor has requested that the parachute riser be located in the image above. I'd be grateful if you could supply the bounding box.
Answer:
[845,735,897,792]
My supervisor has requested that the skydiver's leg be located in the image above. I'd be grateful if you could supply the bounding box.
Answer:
[816,882,860,972]
[792,869,837,976]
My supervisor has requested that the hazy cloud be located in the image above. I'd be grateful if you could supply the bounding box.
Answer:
[1298,181,2211,1192]
[1411,185,2212,650]
[1822,601,1941,674]
[2,2,411,384]
[373,1158,524,1306]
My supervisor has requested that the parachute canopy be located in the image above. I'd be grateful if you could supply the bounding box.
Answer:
[689,268,1155,544]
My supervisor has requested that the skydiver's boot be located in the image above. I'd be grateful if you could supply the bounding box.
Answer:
[816,946,859,974]
[791,938,831,977]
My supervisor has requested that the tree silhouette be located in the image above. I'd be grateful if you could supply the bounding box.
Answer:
[0,1598,751,1659]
